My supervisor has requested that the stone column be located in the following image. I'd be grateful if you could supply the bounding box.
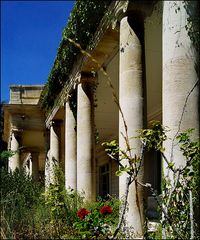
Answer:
[65,100,77,190]
[77,76,95,201]
[119,16,144,235]
[44,129,50,188]
[45,149,51,189]
[8,129,21,171]
[31,152,39,180]
[49,120,60,184]
[29,157,32,176]
[163,1,199,172]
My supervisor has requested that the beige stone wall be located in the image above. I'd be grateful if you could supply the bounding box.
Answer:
[22,130,45,148]
[110,160,119,197]
[143,2,162,200]
[5,85,46,174]
[96,149,109,196]
[144,2,162,123]
[95,52,119,197]
[21,130,46,172]
[10,85,43,104]
[95,52,119,143]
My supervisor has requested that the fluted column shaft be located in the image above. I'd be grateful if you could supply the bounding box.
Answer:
[65,101,77,190]
[119,16,144,235]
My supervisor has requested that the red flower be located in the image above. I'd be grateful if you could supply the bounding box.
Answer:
[100,205,113,215]
[77,208,89,219]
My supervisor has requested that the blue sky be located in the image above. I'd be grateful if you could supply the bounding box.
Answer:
[1,0,75,103]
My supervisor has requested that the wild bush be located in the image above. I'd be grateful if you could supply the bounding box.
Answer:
[0,167,43,238]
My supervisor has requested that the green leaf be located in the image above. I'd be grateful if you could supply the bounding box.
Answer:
[115,170,123,176]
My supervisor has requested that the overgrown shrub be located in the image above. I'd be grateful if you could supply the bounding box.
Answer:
[43,165,84,238]
[0,168,43,238]
[0,163,120,239]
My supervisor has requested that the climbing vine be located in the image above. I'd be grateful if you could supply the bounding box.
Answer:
[40,0,112,112]
[183,1,200,54]
[68,89,78,122]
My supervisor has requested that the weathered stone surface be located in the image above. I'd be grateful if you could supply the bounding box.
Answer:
[119,16,144,236]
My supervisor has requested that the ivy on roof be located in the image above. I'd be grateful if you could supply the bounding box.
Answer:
[40,0,112,112]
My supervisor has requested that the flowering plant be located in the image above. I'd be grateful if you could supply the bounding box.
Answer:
[100,205,113,215]
[74,204,113,238]
[77,208,89,219]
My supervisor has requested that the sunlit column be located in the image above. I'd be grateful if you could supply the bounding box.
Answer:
[119,16,144,236]
[163,1,199,172]
[8,129,21,171]
[77,75,96,201]
[45,149,51,189]
[49,120,60,184]
[65,100,77,190]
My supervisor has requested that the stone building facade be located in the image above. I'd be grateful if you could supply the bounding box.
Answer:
[3,85,45,179]
[3,1,199,236]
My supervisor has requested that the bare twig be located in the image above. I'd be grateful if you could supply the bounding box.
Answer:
[135,140,146,176]
[112,175,132,239]
[112,140,146,239]
[107,153,128,173]
[137,181,184,239]
[170,80,199,162]
[165,170,181,210]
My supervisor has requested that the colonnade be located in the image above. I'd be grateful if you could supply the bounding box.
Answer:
[46,17,144,231]
[46,76,96,201]
[8,2,199,236]
[8,129,40,180]
[53,16,145,208]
